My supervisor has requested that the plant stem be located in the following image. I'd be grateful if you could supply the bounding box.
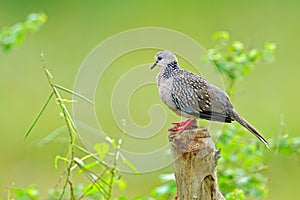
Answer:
[40,52,76,199]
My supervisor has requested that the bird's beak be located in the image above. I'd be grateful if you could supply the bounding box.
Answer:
[151,61,158,70]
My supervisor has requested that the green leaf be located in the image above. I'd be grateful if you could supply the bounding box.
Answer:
[213,31,230,40]
[38,126,67,146]
[264,42,276,51]
[248,48,261,61]
[11,185,39,199]
[54,84,94,105]
[234,53,247,63]
[25,12,47,32]
[24,92,54,138]
[116,178,127,190]
[262,42,276,63]
[275,133,300,156]
[231,41,244,51]
[226,189,245,200]
[94,143,110,160]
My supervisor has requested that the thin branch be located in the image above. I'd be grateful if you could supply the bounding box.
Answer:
[40,52,76,199]
[107,139,122,199]
[30,52,123,199]
[74,159,110,199]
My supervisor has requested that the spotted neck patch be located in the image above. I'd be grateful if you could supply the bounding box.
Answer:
[162,61,179,79]
[167,61,179,70]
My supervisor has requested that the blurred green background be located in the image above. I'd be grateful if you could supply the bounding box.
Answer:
[1,0,299,199]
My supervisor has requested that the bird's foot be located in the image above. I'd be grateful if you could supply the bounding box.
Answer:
[172,119,192,127]
[169,119,196,132]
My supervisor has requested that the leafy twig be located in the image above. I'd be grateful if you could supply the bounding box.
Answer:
[0,12,47,52]
[203,31,276,96]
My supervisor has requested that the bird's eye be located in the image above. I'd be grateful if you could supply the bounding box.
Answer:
[157,56,162,61]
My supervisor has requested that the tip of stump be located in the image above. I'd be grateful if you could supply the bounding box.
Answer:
[168,128,211,152]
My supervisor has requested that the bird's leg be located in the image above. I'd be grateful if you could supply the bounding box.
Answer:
[169,119,196,132]
[172,119,191,127]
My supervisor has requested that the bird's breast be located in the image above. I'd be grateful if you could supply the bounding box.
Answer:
[157,75,175,107]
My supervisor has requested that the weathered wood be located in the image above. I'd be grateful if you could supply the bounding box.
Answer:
[168,125,225,200]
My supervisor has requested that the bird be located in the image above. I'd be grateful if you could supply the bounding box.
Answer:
[151,50,269,148]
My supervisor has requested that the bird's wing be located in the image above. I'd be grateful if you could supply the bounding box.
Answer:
[171,71,232,123]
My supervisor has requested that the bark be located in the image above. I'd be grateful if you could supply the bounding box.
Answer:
[168,125,225,200]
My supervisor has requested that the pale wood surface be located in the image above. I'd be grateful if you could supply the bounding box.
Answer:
[168,127,225,200]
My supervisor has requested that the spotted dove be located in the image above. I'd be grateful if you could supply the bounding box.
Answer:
[151,50,269,148]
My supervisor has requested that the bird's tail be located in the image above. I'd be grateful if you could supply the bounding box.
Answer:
[231,110,269,148]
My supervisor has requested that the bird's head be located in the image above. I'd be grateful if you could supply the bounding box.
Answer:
[151,50,178,70]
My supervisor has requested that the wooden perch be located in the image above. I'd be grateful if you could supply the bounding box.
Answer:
[168,123,225,200]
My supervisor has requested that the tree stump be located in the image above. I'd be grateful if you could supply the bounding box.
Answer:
[168,125,225,200]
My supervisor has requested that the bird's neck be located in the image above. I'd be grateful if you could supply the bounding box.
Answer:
[161,61,180,79]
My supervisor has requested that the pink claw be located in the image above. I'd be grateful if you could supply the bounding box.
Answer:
[169,119,194,132]
[172,119,192,127]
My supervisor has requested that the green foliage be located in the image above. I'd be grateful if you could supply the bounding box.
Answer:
[0,12,47,52]
[274,133,300,156]
[217,124,268,199]
[17,54,135,200]
[203,31,276,95]
[226,189,245,200]
[9,185,39,200]
[9,183,127,200]
[94,143,110,160]
[132,123,300,200]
